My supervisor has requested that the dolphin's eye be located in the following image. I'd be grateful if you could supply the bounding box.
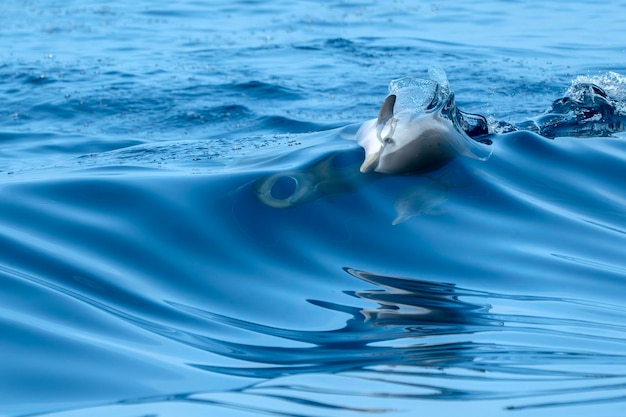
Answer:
[384,137,394,144]
[377,117,397,144]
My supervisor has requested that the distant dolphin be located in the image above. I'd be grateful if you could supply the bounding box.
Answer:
[355,69,492,175]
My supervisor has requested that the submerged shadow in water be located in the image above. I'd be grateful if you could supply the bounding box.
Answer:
[252,148,378,209]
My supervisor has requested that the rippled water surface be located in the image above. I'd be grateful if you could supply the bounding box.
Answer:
[2,1,626,416]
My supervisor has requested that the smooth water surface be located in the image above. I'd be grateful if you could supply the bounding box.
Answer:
[2,1,626,416]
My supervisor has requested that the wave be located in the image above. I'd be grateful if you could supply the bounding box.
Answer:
[4,0,626,415]
[2,119,626,415]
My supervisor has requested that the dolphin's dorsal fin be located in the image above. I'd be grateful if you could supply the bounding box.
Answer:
[377,94,396,125]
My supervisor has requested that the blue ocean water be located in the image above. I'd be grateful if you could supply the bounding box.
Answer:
[2,1,626,416]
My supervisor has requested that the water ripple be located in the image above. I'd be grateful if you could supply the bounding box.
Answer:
[3,1,626,416]
[13,265,626,416]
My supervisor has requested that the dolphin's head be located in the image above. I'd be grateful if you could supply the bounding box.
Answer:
[356,70,491,175]
[357,93,459,174]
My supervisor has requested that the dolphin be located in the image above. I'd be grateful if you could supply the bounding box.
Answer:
[355,71,492,175]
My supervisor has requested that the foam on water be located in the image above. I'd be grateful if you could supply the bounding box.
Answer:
[569,71,626,113]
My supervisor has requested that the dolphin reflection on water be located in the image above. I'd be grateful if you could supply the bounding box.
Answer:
[253,69,626,222]
[172,267,626,413]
